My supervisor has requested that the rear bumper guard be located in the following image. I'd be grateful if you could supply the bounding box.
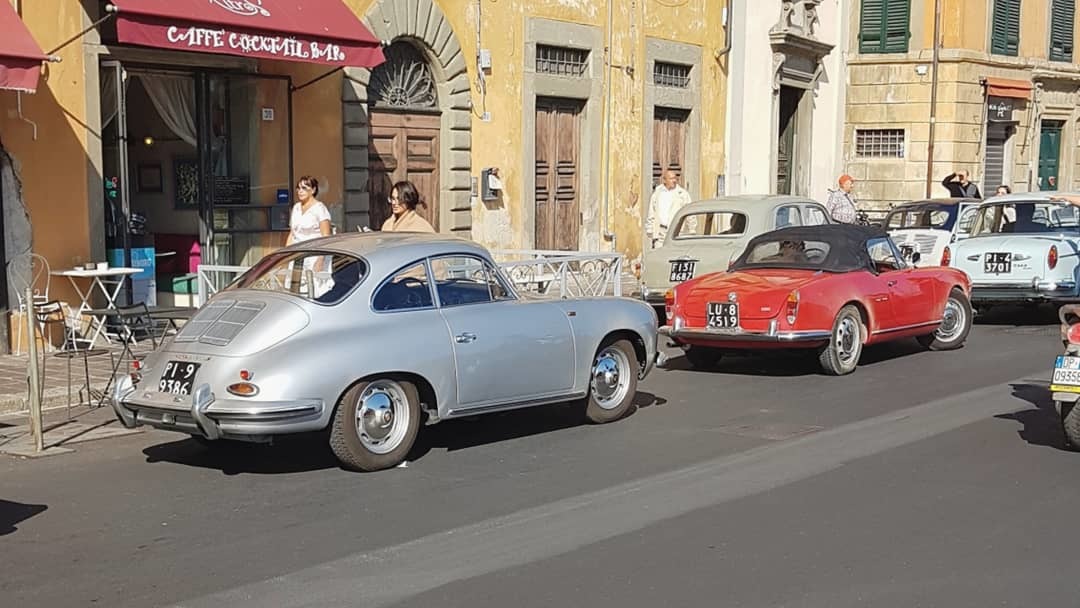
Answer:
[659,320,831,344]
[971,279,1078,302]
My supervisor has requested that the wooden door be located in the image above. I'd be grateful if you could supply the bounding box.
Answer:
[369,111,440,230]
[535,98,583,251]
[652,107,689,187]
[1038,120,1063,191]
[776,86,802,196]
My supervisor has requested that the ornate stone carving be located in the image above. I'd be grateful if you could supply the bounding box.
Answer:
[771,0,822,39]
[772,52,787,92]
[367,41,438,110]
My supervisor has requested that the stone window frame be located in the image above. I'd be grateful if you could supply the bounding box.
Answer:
[522,18,604,251]
[643,37,703,208]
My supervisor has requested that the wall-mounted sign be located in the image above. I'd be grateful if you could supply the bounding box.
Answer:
[987,96,1015,122]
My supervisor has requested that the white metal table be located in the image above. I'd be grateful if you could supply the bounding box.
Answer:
[51,267,141,349]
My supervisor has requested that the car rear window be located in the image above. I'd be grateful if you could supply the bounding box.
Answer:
[740,238,832,267]
[885,205,956,230]
[672,212,748,239]
[227,251,367,305]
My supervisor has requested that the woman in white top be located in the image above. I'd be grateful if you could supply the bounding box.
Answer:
[285,175,332,296]
[286,175,331,245]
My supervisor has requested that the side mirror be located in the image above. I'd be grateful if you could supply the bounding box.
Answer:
[911,251,921,264]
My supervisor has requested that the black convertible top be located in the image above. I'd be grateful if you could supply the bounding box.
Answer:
[730,224,888,273]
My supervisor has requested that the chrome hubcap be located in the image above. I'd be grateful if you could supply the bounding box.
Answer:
[592,347,630,410]
[935,297,965,342]
[836,316,860,364]
[355,380,410,455]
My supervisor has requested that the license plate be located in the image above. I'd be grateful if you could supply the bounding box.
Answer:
[984,252,1012,274]
[707,302,739,329]
[669,260,696,283]
[1052,356,1080,392]
[159,360,201,396]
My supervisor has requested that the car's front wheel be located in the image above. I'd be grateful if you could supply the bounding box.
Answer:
[330,378,420,472]
[818,305,864,376]
[917,288,972,351]
[584,338,639,424]
[1063,402,1080,450]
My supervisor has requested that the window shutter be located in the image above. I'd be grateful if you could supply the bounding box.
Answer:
[991,0,1021,56]
[1050,0,1075,62]
[883,0,911,52]
[859,0,885,53]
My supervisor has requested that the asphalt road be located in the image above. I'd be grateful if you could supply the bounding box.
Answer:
[1,306,1075,607]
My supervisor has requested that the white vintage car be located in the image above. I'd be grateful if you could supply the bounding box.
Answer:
[949,192,1080,307]
[884,198,981,267]
[638,195,831,315]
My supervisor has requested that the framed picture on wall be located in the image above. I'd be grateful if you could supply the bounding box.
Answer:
[173,158,199,210]
[137,163,163,193]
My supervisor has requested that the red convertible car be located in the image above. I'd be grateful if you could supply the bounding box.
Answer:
[660,224,973,375]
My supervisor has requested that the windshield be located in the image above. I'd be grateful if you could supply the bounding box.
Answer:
[226,250,368,304]
[731,237,833,270]
[969,201,1080,236]
[884,204,957,231]
[671,211,748,239]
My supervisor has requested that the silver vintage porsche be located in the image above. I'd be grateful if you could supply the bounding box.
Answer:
[109,233,658,471]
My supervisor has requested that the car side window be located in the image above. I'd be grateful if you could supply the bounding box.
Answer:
[804,205,829,225]
[372,262,434,312]
[866,237,904,273]
[430,256,513,307]
[957,208,978,234]
[775,206,802,228]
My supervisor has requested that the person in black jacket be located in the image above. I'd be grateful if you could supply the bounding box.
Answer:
[942,170,982,198]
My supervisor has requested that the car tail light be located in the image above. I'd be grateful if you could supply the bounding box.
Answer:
[227,382,259,397]
[664,289,674,323]
[240,369,253,381]
[940,246,951,266]
[1049,245,1059,270]
[129,360,142,384]
[1068,323,1080,344]
[785,290,799,325]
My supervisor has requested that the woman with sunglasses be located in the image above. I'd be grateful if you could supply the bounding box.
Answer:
[382,180,435,233]
[286,175,332,246]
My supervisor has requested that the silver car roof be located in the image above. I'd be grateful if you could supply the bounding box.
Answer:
[278,232,491,270]
[977,191,1080,204]
[672,195,821,216]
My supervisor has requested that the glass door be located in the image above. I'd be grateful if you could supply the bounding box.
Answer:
[197,73,293,268]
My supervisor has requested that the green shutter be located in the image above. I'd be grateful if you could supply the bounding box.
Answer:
[1050,0,1075,62]
[860,0,909,54]
[991,0,1021,56]
[883,0,911,52]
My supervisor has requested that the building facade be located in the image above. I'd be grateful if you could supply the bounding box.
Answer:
[0,0,729,352]
[845,0,1080,209]
[725,0,850,203]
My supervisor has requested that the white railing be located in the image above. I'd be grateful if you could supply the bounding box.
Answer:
[194,250,625,307]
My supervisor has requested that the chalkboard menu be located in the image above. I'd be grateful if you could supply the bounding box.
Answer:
[213,176,250,206]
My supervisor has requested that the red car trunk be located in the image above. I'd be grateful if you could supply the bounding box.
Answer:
[681,269,821,325]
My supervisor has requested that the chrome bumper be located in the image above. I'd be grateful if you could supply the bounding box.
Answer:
[659,323,831,344]
[971,280,1079,302]
[109,375,325,442]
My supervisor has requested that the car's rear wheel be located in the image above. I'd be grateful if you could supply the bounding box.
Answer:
[818,305,864,376]
[684,345,721,369]
[330,378,420,472]
[1063,402,1080,451]
[584,338,638,424]
[917,288,972,351]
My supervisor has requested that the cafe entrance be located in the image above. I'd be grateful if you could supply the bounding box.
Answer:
[100,60,292,307]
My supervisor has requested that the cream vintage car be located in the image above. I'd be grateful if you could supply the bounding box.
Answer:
[884,198,981,267]
[639,195,832,315]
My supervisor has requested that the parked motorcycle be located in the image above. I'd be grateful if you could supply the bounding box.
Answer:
[1051,304,1080,448]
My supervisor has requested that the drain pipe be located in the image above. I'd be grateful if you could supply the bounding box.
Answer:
[601,0,615,250]
[924,0,942,197]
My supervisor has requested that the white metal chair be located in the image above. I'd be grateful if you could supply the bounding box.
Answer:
[9,253,51,355]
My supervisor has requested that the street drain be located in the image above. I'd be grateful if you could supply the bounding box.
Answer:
[713,423,824,441]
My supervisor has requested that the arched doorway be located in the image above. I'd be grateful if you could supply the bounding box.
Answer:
[366,40,441,230]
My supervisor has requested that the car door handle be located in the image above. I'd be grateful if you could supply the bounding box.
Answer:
[887,280,898,287]
[455,332,477,343]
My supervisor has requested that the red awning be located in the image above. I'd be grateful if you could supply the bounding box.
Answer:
[111,0,385,68]
[984,76,1032,100]
[0,1,50,93]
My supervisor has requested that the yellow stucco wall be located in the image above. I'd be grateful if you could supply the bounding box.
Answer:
[0,0,91,306]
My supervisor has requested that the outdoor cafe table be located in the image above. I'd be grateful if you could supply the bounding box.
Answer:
[51,267,141,349]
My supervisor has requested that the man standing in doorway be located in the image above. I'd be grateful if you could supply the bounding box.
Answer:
[825,174,859,224]
[645,169,693,248]
[942,169,982,198]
